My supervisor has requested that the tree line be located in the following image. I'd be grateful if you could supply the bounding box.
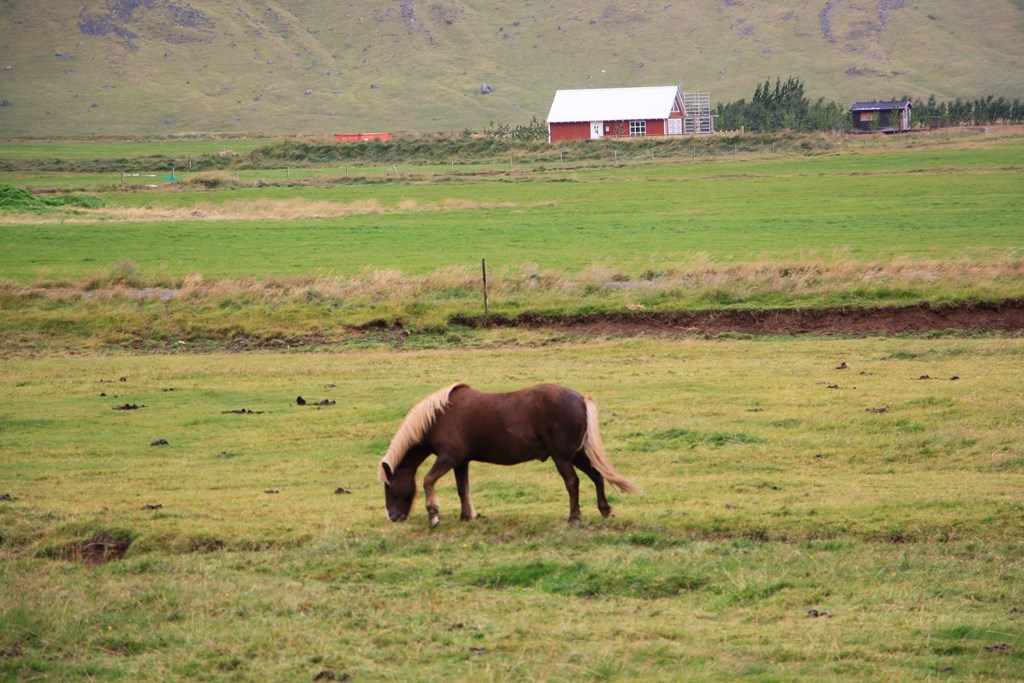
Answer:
[915,94,1024,127]
[714,77,1024,132]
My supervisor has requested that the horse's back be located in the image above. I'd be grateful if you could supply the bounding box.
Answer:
[436,383,587,463]
[461,383,585,423]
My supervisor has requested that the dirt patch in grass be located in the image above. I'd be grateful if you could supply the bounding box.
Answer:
[452,299,1024,338]
[67,532,132,565]
[188,537,225,553]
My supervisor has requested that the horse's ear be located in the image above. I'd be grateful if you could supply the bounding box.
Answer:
[380,462,393,486]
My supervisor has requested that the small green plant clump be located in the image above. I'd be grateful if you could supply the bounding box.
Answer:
[0,183,44,209]
[0,183,104,211]
[482,116,549,142]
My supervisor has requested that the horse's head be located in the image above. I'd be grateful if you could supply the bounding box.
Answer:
[379,461,416,522]
[379,383,463,523]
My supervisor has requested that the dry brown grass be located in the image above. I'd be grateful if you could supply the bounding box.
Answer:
[618,251,1024,293]
[0,197,520,224]
[6,254,1021,311]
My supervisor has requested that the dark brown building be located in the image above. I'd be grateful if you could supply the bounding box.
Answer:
[849,101,913,133]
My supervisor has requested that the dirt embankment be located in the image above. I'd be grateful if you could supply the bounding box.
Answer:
[447,299,1024,338]
[11,299,1018,356]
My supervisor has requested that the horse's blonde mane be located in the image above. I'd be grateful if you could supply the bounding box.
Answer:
[378,382,468,485]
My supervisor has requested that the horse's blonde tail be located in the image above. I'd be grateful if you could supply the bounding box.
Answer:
[582,396,641,494]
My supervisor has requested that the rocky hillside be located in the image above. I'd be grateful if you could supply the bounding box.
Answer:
[1,0,1022,136]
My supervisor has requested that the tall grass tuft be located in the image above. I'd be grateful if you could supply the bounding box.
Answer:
[79,260,144,291]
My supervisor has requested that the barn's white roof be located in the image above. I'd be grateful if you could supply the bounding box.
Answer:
[546,86,683,123]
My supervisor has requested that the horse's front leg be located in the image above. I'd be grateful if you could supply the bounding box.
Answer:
[554,457,582,523]
[454,462,478,521]
[422,456,457,528]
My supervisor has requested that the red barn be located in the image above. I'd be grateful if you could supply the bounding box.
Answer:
[546,86,710,142]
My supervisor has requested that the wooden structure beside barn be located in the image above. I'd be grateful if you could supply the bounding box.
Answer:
[546,86,714,142]
[849,101,912,133]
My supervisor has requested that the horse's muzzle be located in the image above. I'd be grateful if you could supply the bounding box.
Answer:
[388,512,408,522]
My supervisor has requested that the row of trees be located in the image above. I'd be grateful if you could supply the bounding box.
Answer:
[714,77,1024,132]
[714,77,849,132]
[916,94,1024,127]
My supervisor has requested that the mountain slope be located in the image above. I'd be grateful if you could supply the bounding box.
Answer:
[0,0,1022,136]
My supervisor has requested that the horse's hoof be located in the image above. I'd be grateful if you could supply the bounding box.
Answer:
[430,516,441,528]
[567,516,581,524]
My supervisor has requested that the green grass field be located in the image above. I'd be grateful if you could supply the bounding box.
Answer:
[3,140,1023,281]
[1,132,1021,348]
[1,133,1022,680]
[1,337,1022,680]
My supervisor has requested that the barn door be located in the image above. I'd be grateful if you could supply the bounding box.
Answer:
[590,122,604,139]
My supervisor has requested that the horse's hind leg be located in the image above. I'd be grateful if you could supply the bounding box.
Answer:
[574,452,613,518]
[554,456,582,522]
[454,462,478,521]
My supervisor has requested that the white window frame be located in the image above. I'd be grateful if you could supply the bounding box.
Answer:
[629,120,646,136]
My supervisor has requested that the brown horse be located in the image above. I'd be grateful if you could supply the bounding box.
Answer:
[378,382,639,527]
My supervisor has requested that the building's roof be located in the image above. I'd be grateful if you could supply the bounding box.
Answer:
[547,86,683,123]
[849,100,912,112]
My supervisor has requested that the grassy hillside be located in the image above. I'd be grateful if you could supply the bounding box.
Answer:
[0,0,1022,136]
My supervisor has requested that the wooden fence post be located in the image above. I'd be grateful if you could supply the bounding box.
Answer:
[481,258,489,322]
